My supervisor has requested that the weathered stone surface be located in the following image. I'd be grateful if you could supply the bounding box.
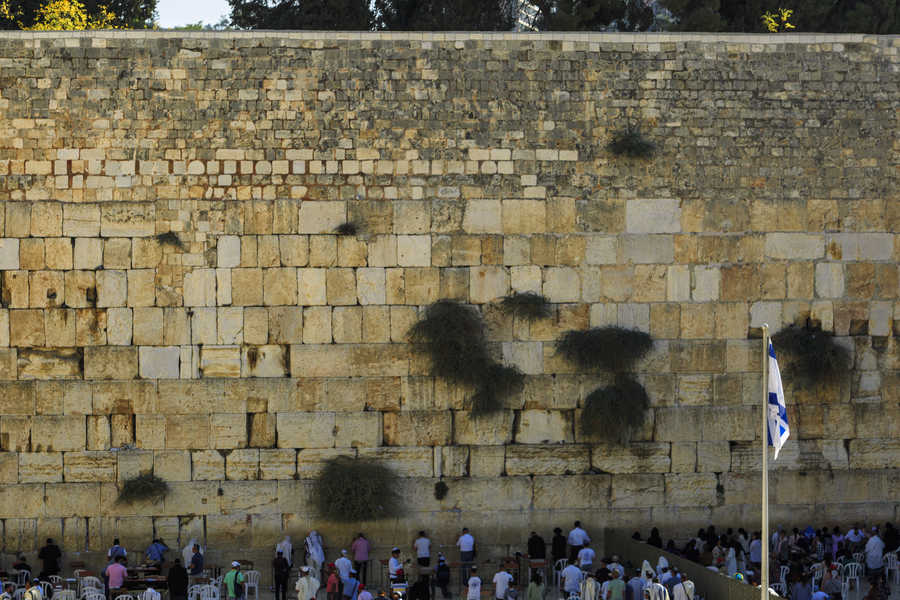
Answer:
[514,410,573,444]
[505,444,590,476]
[17,348,80,380]
[64,451,117,482]
[383,411,451,447]
[593,443,672,474]
[192,449,225,481]
[84,347,138,380]
[626,199,681,234]
[358,446,434,477]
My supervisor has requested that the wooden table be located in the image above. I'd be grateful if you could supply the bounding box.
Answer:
[205,565,223,579]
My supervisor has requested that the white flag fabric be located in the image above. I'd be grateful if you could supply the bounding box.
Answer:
[767,341,790,460]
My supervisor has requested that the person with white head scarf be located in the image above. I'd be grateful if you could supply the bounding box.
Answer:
[183,539,203,568]
[305,531,325,574]
[276,536,294,567]
[640,560,655,583]
[656,556,668,576]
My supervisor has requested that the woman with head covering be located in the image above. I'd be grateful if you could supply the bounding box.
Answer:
[640,560,655,583]
[656,555,668,575]
[277,536,294,567]
[305,531,325,574]
[183,538,203,567]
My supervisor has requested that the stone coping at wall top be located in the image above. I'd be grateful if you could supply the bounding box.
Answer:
[0,30,874,45]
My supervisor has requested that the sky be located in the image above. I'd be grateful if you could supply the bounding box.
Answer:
[156,0,231,28]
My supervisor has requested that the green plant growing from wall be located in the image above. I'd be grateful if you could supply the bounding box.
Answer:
[115,473,170,506]
[409,300,524,417]
[771,323,851,387]
[311,456,402,522]
[433,481,449,501]
[498,291,552,323]
[607,127,655,159]
[334,222,359,235]
[154,231,186,251]
[557,326,655,442]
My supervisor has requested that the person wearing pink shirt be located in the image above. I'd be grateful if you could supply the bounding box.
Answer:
[350,533,371,585]
[107,556,129,590]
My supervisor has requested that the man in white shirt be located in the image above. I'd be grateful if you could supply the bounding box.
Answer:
[568,522,590,563]
[562,562,582,595]
[577,542,595,573]
[457,528,475,579]
[671,576,694,600]
[492,565,513,600]
[336,550,353,579]
[388,548,402,583]
[608,556,624,579]
[465,566,482,600]
[659,567,671,586]
[413,531,432,567]
[846,523,866,553]
[865,530,885,571]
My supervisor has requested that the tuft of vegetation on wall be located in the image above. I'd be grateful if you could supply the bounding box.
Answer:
[334,222,359,236]
[116,473,170,506]
[556,326,654,373]
[579,376,651,442]
[498,291,552,323]
[607,127,655,159]
[311,456,402,522]
[433,481,449,501]
[772,324,851,386]
[154,231,185,251]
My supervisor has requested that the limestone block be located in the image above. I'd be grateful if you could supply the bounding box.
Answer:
[815,263,844,298]
[309,235,337,267]
[135,415,166,450]
[96,270,127,308]
[332,306,362,343]
[2,271,28,310]
[19,238,45,270]
[335,412,383,448]
[765,233,824,260]
[200,346,241,378]
[869,301,893,337]
[106,307,133,345]
[218,307,244,345]
[192,450,225,481]
[749,301,782,329]
[610,473,665,507]
[183,268,216,307]
[696,441,731,472]
[0,310,8,348]
[499,342,541,375]
[670,442,697,473]
[166,415,209,450]
[462,200,501,234]
[506,444,589,476]
[439,445,469,477]
[542,267,581,303]
[100,203,154,237]
[191,307,217,345]
[10,309,45,347]
[349,344,408,377]
[355,268,385,305]
[73,237,103,271]
[298,201,346,234]
[31,202,63,237]
[397,235,432,267]
[509,265,541,295]
[87,414,111,450]
[829,233,894,261]
[264,267,298,306]
[466,445,504,476]
[259,449,297,480]
[243,307,269,344]
[653,407,702,442]
[290,345,350,377]
[32,415,85,452]
[62,204,100,237]
[298,269,327,305]
[17,347,80,380]
[383,411,452,446]
[226,449,260,480]
[280,235,309,267]
[241,345,288,378]
[209,413,248,449]
[126,270,155,307]
[393,201,431,234]
[278,412,336,449]
[18,452,62,483]
[0,452,17,484]
[63,270,95,309]
[533,474,611,510]
[231,268,263,306]
[502,200,546,234]
[103,237,132,269]
[619,235,675,264]
[163,481,222,516]
[432,476,533,511]
[453,411,514,445]
[470,266,509,303]
[110,413,134,447]
[64,451,117,482]
[358,447,434,477]
[84,347,138,380]
[139,346,181,380]
[117,451,153,480]
[296,448,356,479]
[626,199,681,234]
[849,439,900,469]
[0,348,14,379]
[404,267,439,304]
[132,307,163,346]
[154,449,191,482]
[28,270,64,309]
[592,442,672,474]
[514,410,574,444]
[299,306,330,344]
[326,268,357,305]
[0,239,19,270]
[218,236,241,268]
[43,238,72,272]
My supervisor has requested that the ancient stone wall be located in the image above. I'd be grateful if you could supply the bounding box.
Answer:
[0,30,898,575]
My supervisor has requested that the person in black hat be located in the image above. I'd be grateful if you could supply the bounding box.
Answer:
[273,549,291,600]
[551,528,566,567]
[527,532,546,561]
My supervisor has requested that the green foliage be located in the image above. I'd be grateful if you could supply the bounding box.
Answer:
[155,231,185,251]
[718,0,900,34]
[311,456,402,522]
[375,0,516,30]
[607,127,655,159]
[528,0,656,31]
[658,0,723,32]
[761,7,794,32]
[556,326,654,374]
[227,0,374,30]
[409,300,524,416]
[578,376,650,442]
[116,473,170,506]
[433,481,449,501]
[334,222,359,236]
[771,324,851,386]
[498,292,552,324]
[0,0,154,29]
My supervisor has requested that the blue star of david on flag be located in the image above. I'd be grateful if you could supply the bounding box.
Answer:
[767,341,790,460]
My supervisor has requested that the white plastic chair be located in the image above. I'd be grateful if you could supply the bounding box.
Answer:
[12,590,25,600]
[199,585,219,600]
[49,576,64,585]
[38,582,52,597]
[843,562,861,590]
[81,577,102,592]
[884,553,898,584]
[212,575,224,598]
[243,571,260,600]
[853,553,865,567]
[117,594,135,600]
[553,560,568,588]
[17,572,30,586]
[567,594,580,600]
[188,585,203,600]
[769,583,785,596]
[85,592,105,600]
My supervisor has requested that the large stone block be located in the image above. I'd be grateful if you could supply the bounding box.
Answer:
[514,410,574,444]
[296,448,356,479]
[18,452,63,483]
[592,442,671,474]
[64,451,117,482]
[84,347,138,380]
[259,449,297,480]
[357,446,434,477]
[533,474,611,509]
[664,473,718,507]
[154,449,192,482]
[849,439,900,469]
[192,450,225,481]
[31,415,85,452]
[383,411,451,447]
[17,348,81,380]
[100,203,154,237]
[278,412,336,449]
[626,199,681,234]
[200,346,241,378]
[505,444,590,476]
[610,474,665,507]
[452,411,514,445]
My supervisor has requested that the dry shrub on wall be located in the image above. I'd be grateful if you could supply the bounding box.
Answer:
[579,376,651,443]
[498,291,552,323]
[116,473,170,506]
[607,127,655,159]
[433,481,449,501]
[334,222,359,235]
[771,324,851,386]
[556,326,654,373]
[154,231,185,251]
[312,456,402,523]
[409,300,524,416]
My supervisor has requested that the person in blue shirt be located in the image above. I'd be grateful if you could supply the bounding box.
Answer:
[189,544,205,576]
[341,569,362,600]
[146,539,168,563]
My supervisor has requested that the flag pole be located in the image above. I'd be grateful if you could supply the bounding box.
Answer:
[761,323,769,600]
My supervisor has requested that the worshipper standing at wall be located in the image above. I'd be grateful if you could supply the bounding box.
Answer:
[278,536,295,567]
[306,532,325,575]
[145,539,168,563]
[350,534,370,585]
[866,529,885,574]
[168,559,189,600]
[412,532,432,567]
[464,567,482,600]
[388,549,402,585]
[456,528,475,580]
[295,566,320,600]
[182,539,202,570]
[38,539,61,580]
[551,528,567,567]
[568,522,590,564]
[188,544,205,576]
[527,532,546,562]
[273,549,291,600]
[108,539,127,562]
[525,573,545,600]
[336,551,353,579]
[577,542,595,573]
[646,529,662,550]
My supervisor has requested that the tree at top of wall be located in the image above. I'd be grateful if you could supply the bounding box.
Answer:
[0,0,155,29]
[374,0,517,31]
[226,0,375,30]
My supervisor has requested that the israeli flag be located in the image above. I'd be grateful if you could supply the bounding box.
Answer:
[767,341,790,460]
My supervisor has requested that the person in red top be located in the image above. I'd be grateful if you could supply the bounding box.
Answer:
[326,564,341,600]
[107,556,129,590]
[350,534,371,585]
